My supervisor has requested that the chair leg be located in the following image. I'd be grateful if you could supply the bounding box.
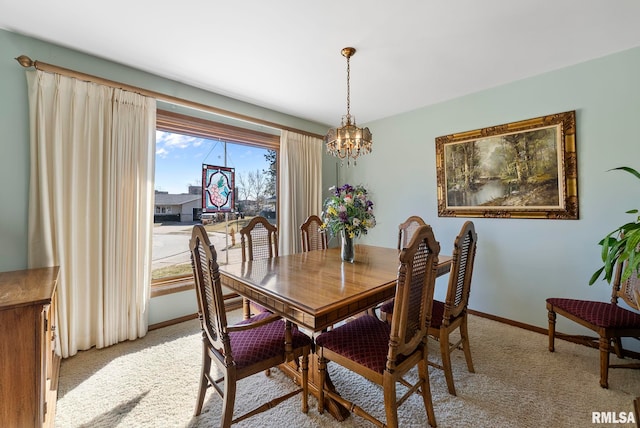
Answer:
[440,330,457,396]
[383,375,399,428]
[599,336,610,389]
[194,342,211,416]
[547,308,556,352]
[317,353,326,414]
[221,371,237,428]
[300,352,309,414]
[418,357,437,427]
[242,297,251,320]
[460,316,475,373]
[612,337,624,358]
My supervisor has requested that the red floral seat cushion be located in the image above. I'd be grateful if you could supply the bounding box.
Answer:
[228,312,312,369]
[546,298,640,328]
[316,315,407,373]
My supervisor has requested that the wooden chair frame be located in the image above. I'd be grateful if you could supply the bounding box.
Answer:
[397,215,427,250]
[547,260,640,388]
[427,220,478,396]
[189,225,311,427]
[300,215,328,252]
[316,225,441,428]
[239,216,278,319]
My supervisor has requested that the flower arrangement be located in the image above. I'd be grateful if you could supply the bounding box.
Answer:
[322,184,376,239]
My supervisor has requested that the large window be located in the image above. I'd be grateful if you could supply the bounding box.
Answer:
[152,110,279,294]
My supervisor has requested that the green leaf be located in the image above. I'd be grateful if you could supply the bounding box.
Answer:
[609,166,640,180]
[589,266,605,285]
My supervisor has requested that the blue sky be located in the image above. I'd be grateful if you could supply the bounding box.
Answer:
[155,131,270,194]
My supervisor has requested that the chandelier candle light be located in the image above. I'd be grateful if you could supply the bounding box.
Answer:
[321,184,376,262]
[324,47,372,166]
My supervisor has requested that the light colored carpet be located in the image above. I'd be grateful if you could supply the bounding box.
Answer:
[55,312,640,427]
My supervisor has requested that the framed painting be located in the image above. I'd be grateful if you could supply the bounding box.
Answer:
[202,164,235,212]
[435,110,578,219]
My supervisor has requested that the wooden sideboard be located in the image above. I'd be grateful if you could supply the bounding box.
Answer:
[0,267,60,428]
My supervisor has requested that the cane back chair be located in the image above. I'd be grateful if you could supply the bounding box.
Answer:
[379,215,428,320]
[239,216,278,319]
[546,259,640,388]
[316,225,441,428]
[300,215,328,252]
[428,220,478,396]
[189,225,312,427]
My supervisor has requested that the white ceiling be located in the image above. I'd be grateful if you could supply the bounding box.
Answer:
[2,1,640,127]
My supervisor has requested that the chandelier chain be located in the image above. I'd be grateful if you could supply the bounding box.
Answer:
[346,54,351,119]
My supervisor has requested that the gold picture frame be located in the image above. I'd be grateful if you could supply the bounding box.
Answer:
[436,111,578,219]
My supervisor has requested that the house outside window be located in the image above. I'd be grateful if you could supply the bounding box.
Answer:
[152,110,279,296]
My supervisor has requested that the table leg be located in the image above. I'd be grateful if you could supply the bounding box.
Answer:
[279,355,350,421]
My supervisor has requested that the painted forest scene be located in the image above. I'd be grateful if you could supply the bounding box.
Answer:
[444,126,561,208]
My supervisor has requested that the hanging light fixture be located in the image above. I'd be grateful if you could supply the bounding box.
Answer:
[324,47,372,166]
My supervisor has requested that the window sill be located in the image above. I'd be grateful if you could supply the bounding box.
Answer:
[151,278,194,298]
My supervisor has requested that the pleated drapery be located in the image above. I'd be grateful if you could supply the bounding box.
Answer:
[279,130,323,255]
[27,70,156,358]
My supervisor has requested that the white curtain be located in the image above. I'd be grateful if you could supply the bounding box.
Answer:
[279,130,323,255]
[27,70,156,358]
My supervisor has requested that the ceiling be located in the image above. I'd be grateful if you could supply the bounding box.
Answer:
[2,1,640,127]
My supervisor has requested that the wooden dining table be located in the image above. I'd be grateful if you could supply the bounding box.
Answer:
[219,244,452,420]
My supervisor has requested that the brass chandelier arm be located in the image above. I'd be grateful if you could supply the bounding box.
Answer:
[14,55,324,140]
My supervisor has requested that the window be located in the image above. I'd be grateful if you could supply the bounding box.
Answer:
[152,110,279,295]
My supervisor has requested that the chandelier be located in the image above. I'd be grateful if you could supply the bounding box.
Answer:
[324,47,372,166]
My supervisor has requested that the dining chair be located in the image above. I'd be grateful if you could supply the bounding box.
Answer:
[379,215,427,320]
[546,258,640,388]
[427,220,478,396]
[189,225,312,427]
[239,216,278,319]
[300,215,327,252]
[316,224,441,428]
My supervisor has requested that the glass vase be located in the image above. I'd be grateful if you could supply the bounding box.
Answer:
[341,230,355,263]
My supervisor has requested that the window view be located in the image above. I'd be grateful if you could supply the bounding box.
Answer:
[152,116,278,285]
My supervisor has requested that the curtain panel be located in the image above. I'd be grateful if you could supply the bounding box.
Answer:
[279,130,323,255]
[27,70,156,358]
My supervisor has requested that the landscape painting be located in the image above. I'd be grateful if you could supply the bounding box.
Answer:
[435,111,578,219]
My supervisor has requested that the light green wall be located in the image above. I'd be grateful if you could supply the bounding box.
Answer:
[344,46,640,338]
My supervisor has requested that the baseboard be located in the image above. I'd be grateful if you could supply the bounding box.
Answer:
[468,308,640,360]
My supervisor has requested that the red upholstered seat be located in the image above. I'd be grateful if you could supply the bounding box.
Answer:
[545,298,640,329]
[230,312,312,370]
[315,314,409,373]
[546,259,640,389]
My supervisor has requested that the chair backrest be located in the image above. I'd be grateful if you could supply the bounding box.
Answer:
[300,215,328,252]
[388,225,441,368]
[240,216,278,262]
[397,215,427,250]
[189,225,231,360]
[442,221,478,322]
[613,260,640,311]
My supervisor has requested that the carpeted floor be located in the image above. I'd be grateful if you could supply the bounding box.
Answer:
[55,312,640,427]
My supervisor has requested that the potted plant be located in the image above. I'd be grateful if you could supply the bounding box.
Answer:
[589,167,640,285]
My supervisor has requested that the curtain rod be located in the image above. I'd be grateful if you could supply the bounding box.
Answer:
[15,55,324,140]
